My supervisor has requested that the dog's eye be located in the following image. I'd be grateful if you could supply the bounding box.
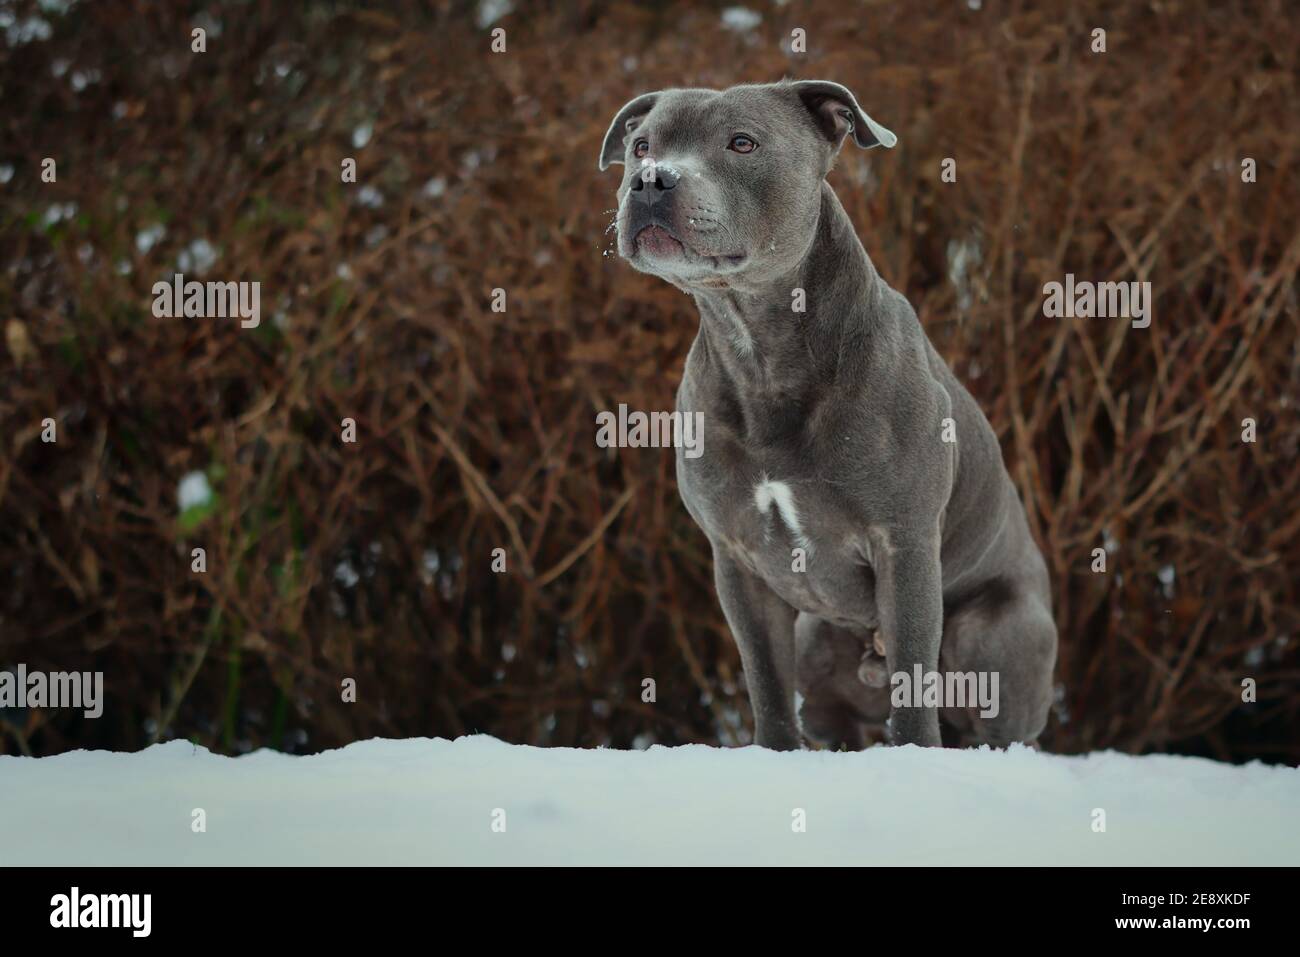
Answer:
[728,134,757,153]
[632,139,650,158]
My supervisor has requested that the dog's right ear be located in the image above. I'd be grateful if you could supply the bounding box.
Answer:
[598,92,659,171]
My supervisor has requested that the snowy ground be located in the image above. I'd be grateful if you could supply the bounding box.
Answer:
[2,737,1297,865]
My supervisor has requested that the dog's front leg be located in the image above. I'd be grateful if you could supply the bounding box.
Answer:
[876,530,944,747]
[713,550,801,750]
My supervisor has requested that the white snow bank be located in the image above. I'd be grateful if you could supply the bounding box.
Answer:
[2,737,1296,865]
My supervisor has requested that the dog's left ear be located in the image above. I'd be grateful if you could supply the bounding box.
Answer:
[598,91,659,171]
[792,80,897,150]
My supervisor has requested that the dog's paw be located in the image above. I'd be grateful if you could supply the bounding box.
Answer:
[857,648,889,688]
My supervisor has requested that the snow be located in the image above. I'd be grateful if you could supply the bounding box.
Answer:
[476,0,512,30]
[176,238,218,275]
[176,471,212,511]
[1,737,1296,865]
[720,7,762,32]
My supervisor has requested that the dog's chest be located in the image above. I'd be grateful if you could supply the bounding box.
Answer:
[676,448,879,628]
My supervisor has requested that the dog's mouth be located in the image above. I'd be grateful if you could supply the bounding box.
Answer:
[632,224,746,271]
[634,225,685,258]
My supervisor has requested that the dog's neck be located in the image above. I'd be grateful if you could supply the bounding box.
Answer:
[689,182,892,402]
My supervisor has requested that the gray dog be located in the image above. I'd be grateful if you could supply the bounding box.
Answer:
[600,80,1057,750]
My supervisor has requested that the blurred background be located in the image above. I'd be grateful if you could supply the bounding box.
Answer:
[1,0,1296,763]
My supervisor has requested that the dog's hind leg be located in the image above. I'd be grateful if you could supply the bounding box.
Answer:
[940,584,1057,748]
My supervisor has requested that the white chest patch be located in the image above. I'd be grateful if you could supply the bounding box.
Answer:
[753,476,810,551]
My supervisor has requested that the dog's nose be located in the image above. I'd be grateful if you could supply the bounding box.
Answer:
[631,162,679,196]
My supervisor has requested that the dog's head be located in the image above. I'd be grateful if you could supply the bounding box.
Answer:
[599,80,895,290]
